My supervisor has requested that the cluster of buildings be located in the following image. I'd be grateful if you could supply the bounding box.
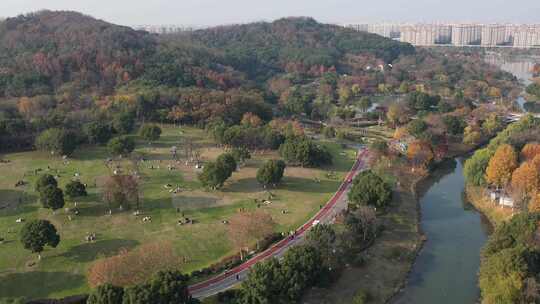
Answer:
[133,25,201,34]
[344,23,540,48]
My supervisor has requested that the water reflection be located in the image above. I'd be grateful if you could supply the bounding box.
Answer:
[484,53,539,85]
[484,53,540,113]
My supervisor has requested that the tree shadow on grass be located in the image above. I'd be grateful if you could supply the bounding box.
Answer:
[222,176,341,195]
[60,239,139,262]
[281,177,341,194]
[222,177,262,194]
[171,195,218,211]
[0,271,85,300]
[70,145,110,161]
[0,189,38,217]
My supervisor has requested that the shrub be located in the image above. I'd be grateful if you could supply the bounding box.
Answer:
[322,126,336,138]
[108,136,135,156]
[65,180,87,198]
[139,124,162,141]
[35,128,77,155]
[352,289,371,304]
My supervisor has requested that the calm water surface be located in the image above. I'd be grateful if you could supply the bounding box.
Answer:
[394,159,491,304]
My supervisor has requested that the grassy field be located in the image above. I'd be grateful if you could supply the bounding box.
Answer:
[0,125,355,300]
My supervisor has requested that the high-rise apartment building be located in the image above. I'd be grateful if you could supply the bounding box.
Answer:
[508,25,540,48]
[481,24,507,46]
[344,22,540,48]
[451,24,482,46]
[400,24,452,46]
[367,23,401,38]
[133,25,199,34]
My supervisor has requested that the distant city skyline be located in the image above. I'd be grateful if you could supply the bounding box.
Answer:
[343,23,540,48]
[2,0,540,27]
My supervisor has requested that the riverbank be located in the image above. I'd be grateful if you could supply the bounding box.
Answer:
[303,156,427,304]
[464,186,514,227]
[301,135,495,304]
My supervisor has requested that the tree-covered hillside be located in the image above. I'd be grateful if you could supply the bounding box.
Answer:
[0,10,521,154]
[0,12,414,97]
[0,10,157,96]
[181,17,414,80]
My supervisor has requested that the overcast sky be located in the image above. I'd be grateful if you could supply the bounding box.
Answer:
[2,0,540,26]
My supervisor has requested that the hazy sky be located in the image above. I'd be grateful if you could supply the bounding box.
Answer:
[2,0,540,26]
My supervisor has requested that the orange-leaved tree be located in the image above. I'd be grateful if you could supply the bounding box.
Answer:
[227,210,275,260]
[529,193,540,213]
[407,140,434,169]
[87,241,178,288]
[241,112,262,127]
[485,144,518,189]
[521,143,540,161]
[511,161,540,195]
[511,161,540,203]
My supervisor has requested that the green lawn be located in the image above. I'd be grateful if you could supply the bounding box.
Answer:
[0,125,355,300]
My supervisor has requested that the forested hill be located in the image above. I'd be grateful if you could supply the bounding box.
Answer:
[0,10,157,96]
[178,17,415,80]
[0,12,414,98]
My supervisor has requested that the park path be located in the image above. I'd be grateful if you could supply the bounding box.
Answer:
[188,148,370,299]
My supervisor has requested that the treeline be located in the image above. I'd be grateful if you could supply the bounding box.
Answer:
[479,213,540,303]
[0,10,522,157]
[464,115,540,187]
[0,12,414,99]
[220,207,380,304]
[86,270,199,304]
[0,86,271,152]
[463,116,540,303]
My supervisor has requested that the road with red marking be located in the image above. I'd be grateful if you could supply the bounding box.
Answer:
[189,148,370,299]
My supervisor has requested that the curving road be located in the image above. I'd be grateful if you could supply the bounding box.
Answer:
[188,148,370,299]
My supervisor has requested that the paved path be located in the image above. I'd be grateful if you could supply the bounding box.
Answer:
[189,148,370,299]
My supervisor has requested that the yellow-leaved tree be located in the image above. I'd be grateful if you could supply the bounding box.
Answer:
[486,144,518,189]
[407,141,434,169]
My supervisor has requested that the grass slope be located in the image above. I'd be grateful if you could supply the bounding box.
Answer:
[0,125,354,300]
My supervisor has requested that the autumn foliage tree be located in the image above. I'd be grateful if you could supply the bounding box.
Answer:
[407,141,434,169]
[386,103,410,128]
[486,144,518,189]
[521,143,540,161]
[529,193,540,213]
[227,211,275,260]
[87,242,178,288]
[511,161,540,201]
[241,112,263,127]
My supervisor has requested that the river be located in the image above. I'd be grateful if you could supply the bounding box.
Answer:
[394,53,540,304]
[393,159,491,304]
